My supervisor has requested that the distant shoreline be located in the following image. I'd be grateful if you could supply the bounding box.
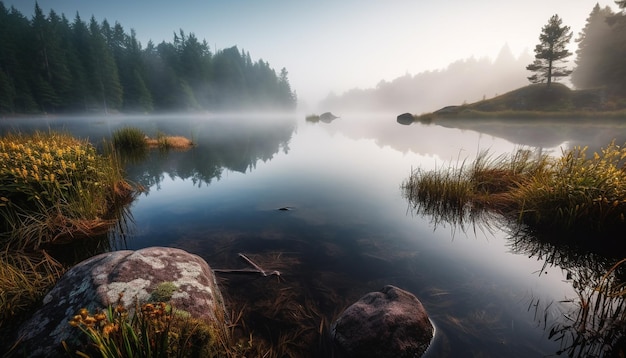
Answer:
[415,109,626,123]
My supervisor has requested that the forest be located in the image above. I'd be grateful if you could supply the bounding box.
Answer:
[0,2,297,114]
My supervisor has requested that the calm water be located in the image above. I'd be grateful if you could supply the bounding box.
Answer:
[3,113,626,357]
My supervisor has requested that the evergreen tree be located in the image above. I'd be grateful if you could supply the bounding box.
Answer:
[71,13,97,110]
[572,4,615,89]
[526,14,573,86]
[278,67,297,109]
[88,16,123,111]
[0,1,297,113]
[602,1,626,94]
[122,30,153,111]
[45,10,75,110]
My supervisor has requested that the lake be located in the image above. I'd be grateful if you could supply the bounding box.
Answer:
[2,113,625,357]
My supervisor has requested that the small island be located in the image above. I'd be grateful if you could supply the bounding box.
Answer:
[412,83,626,123]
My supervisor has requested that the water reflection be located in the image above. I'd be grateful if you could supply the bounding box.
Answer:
[511,230,626,358]
[434,118,626,154]
[121,115,296,190]
[403,176,626,357]
[4,114,626,356]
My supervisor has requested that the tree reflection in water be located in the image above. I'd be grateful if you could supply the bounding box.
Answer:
[403,184,626,357]
[510,230,626,358]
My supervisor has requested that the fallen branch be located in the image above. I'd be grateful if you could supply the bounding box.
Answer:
[212,253,281,278]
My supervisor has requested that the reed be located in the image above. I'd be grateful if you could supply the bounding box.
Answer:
[403,141,626,234]
[112,126,148,151]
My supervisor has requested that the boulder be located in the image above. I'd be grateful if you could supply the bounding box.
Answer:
[13,247,226,357]
[397,112,414,125]
[331,285,434,358]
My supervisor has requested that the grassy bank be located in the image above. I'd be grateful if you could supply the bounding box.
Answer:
[413,84,626,122]
[0,131,136,340]
[402,141,626,236]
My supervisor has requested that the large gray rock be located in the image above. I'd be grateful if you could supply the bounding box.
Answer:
[331,285,434,358]
[14,247,226,357]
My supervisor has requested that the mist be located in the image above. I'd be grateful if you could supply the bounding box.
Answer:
[316,44,534,114]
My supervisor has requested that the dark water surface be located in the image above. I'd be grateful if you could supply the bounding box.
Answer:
[3,113,626,357]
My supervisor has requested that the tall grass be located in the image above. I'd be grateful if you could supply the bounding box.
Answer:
[403,141,626,235]
[0,131,136,350]
[0,131,134,250]
[112,127,148,151]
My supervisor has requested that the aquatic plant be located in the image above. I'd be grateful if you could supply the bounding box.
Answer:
[305,114,320,122]
[402,141,626,235]
[112,127,148,151]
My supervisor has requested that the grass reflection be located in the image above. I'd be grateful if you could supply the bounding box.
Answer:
[402,142,626,356]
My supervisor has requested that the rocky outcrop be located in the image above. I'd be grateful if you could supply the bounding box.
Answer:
[13,247,226,357]
[331,285,434,358]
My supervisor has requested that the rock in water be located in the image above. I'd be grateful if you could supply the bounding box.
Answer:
[331,285,434,358]
[13,247,226,357]
[319,112,339,122]
[397,112,414,125]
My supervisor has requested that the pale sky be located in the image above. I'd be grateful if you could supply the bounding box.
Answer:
[4,1,618,107]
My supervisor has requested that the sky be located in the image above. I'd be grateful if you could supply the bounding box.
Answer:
[4,0,619,108]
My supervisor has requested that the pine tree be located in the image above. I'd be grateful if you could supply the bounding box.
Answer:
[526,14,573,86]
[571,4,615,89]
[88,16,123,112]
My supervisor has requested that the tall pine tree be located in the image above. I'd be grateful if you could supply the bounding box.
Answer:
[571,4,615,89]
[526,14,573,86]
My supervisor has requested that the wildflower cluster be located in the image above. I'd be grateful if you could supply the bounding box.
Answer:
[0,131,131,250]
[66,298,216,358]
[0,131,105,208]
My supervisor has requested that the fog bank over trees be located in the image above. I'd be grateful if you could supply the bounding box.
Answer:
[0,2,297,114]
[319,44,533,114]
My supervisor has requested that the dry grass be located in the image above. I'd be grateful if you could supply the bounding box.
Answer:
[403,141,626,235]
[145,135,193,150]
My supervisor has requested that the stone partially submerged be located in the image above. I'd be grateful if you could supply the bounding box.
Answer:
[331,285,434,358]
[319,112,340,123]
[13,247,226,357]
[397,112,415,125]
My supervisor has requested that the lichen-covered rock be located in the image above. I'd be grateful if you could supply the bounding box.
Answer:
[13,247,226,357]
[331,285,434,358]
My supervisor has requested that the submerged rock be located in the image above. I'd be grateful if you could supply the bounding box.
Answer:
[14,247,226,357]
[331,285,434,358]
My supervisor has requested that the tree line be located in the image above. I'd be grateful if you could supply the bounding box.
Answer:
[0,2,297,114]
[527,1,626,96]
